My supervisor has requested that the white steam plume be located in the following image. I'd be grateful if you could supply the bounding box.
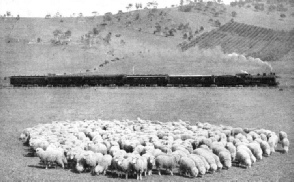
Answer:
[228,52,273,72]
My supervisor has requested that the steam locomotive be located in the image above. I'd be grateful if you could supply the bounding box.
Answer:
[9,73,278,87]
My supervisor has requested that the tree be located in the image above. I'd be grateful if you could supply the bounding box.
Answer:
[180,0,184,6]
[129,3,133,10]
[6,11,11,17]
[65,30,72,37]
[104,32,112,44]
[53,29,63,38]
[232,11,237,17]
[93,28,99,35]
[135,3,143,9]
[79,13,83,17]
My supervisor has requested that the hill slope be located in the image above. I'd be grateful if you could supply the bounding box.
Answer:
[0,3,294,79]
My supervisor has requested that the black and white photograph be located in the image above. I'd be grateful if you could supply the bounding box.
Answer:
[0,0,293,181]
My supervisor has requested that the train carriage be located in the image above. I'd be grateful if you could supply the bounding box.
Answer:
[215,75,245,86]
[10,76,47,87]
[102,74,126,86]
[125,75,168,86]
[47,75,84,87]
[168,75,215,87]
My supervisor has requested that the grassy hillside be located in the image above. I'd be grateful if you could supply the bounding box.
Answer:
[0,2,294,80]
[181,21,294,61]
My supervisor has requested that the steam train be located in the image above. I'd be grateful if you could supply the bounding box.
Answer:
[9,73,278,87]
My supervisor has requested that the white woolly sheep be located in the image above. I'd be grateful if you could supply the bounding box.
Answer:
[193,148,217,173]
[132,156,148,180]
[260,141,271,157]
[225,142,236,161]
[36,148,67,169]
[260,133,267,141]
[247,142,263,161]
[94,154,112,175]
[155,154,178,176]
[279,131,288,141]
[84,152,104,174]
[237,145,256,164]
[235,149,251,168]
[179,157,198,177]
[268,132,278,153]
[212,153,223,171]
[231,128,245,136]
[188,154,206,176]
[281,138,290,154]
[218,150,232,169]
[142,153,155,175]
[116,156,133,179]
[87,143,107,155]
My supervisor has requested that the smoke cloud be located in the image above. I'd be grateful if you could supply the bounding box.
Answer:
[227,53,273,72]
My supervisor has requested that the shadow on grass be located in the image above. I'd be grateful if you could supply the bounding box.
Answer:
[276,149,286,154]
[232,162,249,169]
[23,146,36,157]
[27,165,46,169]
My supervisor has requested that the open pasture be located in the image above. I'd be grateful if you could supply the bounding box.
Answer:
[0,87,293,181]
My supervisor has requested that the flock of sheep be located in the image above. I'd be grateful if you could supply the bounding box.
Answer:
[19,118,290,180]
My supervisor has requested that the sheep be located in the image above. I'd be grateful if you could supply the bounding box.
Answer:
[94,154,112,175]
[260,133,267,141]
[198,155,210,172]
[237,145,256,164]
[199,138,212,148]
[199,144,211,151]
[109,146,120,157]
[178,157,199,177]
[193,148,217,173]
[155,154,178,176]
[76,160,85,173]
[260,141,271,157]
[235,149,251,168]
[36,148,67,169]
[134,145,145,155]
[142,153,155,175]
[212,142,232,168]
[218,150,232,169]
[231,128,246,136]
[212,153,223,171]
[19,128,32,144]
[211,142,226,155]
[281,138,290,154]
[84,152,104,174]
[279,131,287,141]
[132,156,148,180]
[268,132,278,153]
[188,154,206,176]
[247,142,263,160]
[21,119,291,180]
[116,156,133,179]
[87,143,107,155]
[108,155,123,176]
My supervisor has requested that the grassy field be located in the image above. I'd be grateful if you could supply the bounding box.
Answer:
[0,87,294,181]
